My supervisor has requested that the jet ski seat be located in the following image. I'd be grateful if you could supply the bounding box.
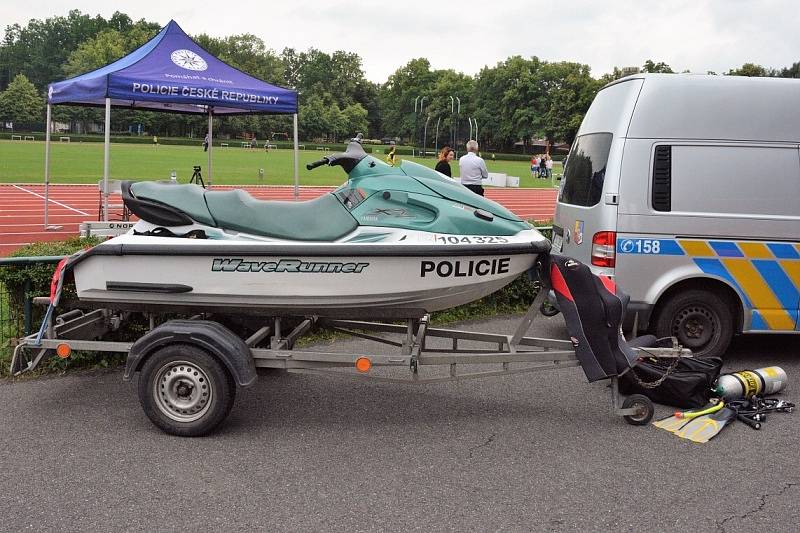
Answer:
[205,189,358,241]
[128,181,216,226]
[125,181,359,241]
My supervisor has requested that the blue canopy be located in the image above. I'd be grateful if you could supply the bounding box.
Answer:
[48,20,297,115]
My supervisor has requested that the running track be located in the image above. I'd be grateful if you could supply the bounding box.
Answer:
[0,184,557,256]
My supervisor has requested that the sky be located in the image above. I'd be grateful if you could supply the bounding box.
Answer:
[2,0,799,82]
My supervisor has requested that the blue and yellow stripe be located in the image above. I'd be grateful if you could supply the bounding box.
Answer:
[677,239,800,331]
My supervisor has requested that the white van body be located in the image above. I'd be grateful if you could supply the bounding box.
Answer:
[553,74,800,356]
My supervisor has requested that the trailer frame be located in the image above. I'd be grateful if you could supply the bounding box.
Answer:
[11,290,689,435]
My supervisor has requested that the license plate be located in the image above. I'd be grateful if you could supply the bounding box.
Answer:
[551,232,563,252]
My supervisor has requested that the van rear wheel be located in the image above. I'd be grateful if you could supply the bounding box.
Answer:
[654,289,733,357]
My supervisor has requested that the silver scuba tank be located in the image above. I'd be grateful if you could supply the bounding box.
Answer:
[714,367,788,399]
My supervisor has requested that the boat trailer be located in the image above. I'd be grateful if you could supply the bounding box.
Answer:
[11,288,689,437]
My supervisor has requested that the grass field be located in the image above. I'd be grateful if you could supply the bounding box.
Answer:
[0,140,561,187]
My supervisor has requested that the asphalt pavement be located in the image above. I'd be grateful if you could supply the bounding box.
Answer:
[1,314,798,532]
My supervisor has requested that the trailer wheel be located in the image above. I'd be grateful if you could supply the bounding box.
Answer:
[539,299,560,317]
[654,289,733,357]
[137,344,235,437]
[622,394,654,426]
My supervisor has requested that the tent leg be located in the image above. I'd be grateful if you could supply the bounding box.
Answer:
[43,103,61,231]
[207,109,213,188]
[103,98,111,222]
[293,113,299,200]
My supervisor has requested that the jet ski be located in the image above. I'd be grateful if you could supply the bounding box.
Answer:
[70,135,550,317]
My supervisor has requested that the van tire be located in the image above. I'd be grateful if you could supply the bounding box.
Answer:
[654,289,733,357]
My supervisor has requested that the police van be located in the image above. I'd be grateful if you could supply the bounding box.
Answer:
[552,74,800,356]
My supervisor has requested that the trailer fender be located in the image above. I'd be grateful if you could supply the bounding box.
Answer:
[124,320,257,387]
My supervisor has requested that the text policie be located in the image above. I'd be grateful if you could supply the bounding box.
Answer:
[131,83,280,105]
[421,257,511,278]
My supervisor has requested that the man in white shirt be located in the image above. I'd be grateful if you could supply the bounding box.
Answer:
[458,140,489,196]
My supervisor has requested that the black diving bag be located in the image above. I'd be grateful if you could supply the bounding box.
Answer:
[619,356,723,408]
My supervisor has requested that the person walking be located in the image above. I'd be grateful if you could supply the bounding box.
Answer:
[435,146,455,177]
[203,133,209,152]
[385,141,398,166]
[545,155,554,180]
[458,140,489,196]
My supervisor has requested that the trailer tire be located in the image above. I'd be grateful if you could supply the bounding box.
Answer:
[138,344,235,437]
[654,289,733,357]
[622,394,654,426]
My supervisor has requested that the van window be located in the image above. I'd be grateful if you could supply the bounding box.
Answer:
[670,145,800,217]
[559,133,613,207]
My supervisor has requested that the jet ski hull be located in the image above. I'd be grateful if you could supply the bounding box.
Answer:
[72,232,549,316]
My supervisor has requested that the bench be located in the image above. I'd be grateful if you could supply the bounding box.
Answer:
[59,136,70,143]
[11,135,21,141]
[241,142,250,148]
[316,146,326,151]
[220,142,229,147]
[266,144,277,150]
[298,144,305,150]
[24,135,34,141]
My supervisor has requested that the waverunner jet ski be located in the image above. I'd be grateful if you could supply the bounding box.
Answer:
[70,135,549,317]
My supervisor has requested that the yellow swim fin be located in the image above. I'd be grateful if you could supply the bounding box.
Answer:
[652,401,724,433]
[673,407,737,443]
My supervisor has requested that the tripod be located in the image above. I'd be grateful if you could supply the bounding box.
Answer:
[190,165,205,188]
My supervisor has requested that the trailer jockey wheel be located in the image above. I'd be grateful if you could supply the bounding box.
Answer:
[622,394,654,426]
[539,299,560,317]
[138,344,235,437]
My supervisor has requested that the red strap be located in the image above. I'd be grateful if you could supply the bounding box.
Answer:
[50,257,69,303]
[550,263,574,302]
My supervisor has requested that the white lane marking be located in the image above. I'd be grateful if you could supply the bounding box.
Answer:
[11,184,91,216]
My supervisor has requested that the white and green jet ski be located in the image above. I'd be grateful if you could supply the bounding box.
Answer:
[71,136,550,317]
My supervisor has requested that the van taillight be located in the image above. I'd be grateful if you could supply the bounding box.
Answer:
[591,231,616,268]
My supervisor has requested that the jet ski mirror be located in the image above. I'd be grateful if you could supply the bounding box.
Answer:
[306,133,368,173]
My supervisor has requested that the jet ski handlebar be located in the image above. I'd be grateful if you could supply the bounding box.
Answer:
[306,158,330,170]
[305,133,368,173]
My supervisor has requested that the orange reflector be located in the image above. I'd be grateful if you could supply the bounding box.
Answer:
[56,343,71,359]
[355,357,372,373]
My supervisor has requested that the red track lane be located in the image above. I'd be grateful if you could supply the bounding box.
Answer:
[0,183,556,256]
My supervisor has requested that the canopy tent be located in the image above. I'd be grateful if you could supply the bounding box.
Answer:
[44,20,300,225]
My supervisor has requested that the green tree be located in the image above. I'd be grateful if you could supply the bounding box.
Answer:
[378,58,437,141]
[299,93,329,140]
[727,63,770,77]
[641,59,674,73]
[473,56,543,150]
[342,103,369,137]
[778,62,800,78]
[534,61,600,146]
[194,33,284,85]
[0,74,44,127]
[323,102,347,142]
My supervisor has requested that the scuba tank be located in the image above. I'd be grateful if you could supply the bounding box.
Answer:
[713,367,787,399]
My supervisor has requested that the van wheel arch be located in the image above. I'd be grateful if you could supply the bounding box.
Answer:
[651,278,742,357]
